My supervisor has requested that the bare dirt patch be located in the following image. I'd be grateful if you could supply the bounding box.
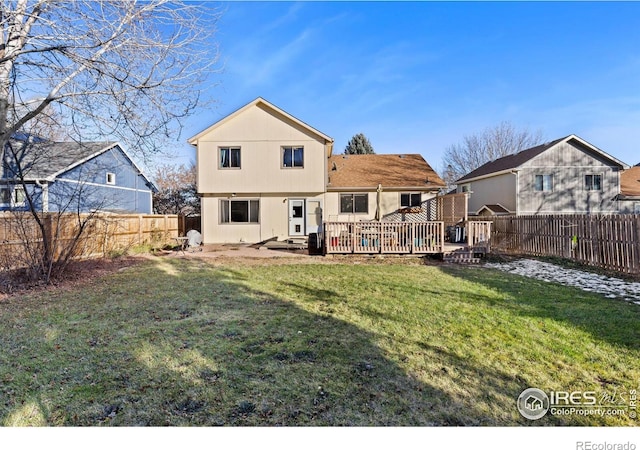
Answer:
[0,256,143,301]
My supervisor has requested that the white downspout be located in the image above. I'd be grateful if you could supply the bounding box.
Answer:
[34,180,49,213]
[512,170,519,216]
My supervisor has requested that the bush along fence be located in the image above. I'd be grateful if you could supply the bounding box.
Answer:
[490,214,640,274]
[0,212,178,271]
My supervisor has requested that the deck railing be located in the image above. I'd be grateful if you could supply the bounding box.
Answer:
[324,221,445,254]
[467,220,492,253]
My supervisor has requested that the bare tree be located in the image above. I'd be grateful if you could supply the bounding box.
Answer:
[0,1,220,284]
[152,162,199,216]
[442,121,544,187]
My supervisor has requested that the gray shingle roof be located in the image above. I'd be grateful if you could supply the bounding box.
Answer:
[456,137,566,183]
[4,140,117,180]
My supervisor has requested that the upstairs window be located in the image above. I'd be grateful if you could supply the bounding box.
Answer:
[534,174,553,192]
[106,172,116,185]
[585,174,602,191]
[282,146,304,168]
[400,193,422,208]
[220,147,241,169]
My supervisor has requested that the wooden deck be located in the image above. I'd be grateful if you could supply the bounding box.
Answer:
[323,221,492,255]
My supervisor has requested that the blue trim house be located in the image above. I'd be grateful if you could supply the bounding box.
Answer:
[1,138,156,213]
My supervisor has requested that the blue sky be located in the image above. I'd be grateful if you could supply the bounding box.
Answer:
[177,1,640,172]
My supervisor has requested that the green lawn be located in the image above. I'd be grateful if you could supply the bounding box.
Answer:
[1,256,638,426]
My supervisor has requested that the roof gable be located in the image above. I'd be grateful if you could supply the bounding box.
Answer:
[456,135,629,183]
[188,97,334,146]
[327,154,445,190]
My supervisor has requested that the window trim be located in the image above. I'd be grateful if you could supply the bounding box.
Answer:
[281,146,304,169]
[533,174,553,192]
[339,193,369,214]
[106,172,116,185]
[219,198,260,224]
[400,192,422,208]
[584,173,603,191]
[219,147,241,169]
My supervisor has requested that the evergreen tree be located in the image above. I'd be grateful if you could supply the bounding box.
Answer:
[344,133,375,154]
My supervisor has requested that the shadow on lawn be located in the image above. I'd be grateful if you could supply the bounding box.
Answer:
[438,264,640,351]
[0,257,540,427]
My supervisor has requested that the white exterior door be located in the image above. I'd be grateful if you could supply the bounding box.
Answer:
[288,199,305,236]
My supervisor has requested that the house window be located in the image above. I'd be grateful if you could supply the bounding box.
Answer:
[585,174,602,191]
[0,186,25,205]
[282,146,304,168]
[534,174,553,192]
[400,193,422,208]
[220,147,241,169]
[0,187,10,204]
[220,199,259,223]
[340,193,368,214]
[635,203,640,215]
[13,186,25,205]
[106,172,116,185]
[460,185,470,193]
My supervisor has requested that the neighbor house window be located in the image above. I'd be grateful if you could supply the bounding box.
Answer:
[13,186,25,205]
[220,147,241,169]
[0,187,10,204]
[534,174,553,192]
[400,193,422,208]
[282,146,304,168]
[1,186,25,205]
[220,199,259,223]
[340,193,368,214]
[106,172,116,185]
[585,174,602,191]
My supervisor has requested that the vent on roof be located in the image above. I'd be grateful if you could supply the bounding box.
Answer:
[342,155,349,159]
[331,162,337,171]
[399,154,406,158]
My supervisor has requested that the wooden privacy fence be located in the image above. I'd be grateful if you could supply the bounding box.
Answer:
[0,213,178,267]
[491,214,640,274]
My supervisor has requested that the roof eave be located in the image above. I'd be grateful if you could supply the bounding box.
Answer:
[457,168,519,184]
[327,185,444,192]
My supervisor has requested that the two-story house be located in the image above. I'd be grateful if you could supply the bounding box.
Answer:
[188,98,333,244]
[189,98,445,244]
[1,137,156,213]
[455,135,630,216]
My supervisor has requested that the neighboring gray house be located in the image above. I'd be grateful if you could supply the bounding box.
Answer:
[1,138,156,213]
[456,135,630,216]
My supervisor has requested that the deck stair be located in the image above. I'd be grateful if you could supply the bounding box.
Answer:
[443,247,482,264]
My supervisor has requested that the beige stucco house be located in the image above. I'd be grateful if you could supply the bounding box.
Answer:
[188,98,445,244]
[456,135,630,216]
